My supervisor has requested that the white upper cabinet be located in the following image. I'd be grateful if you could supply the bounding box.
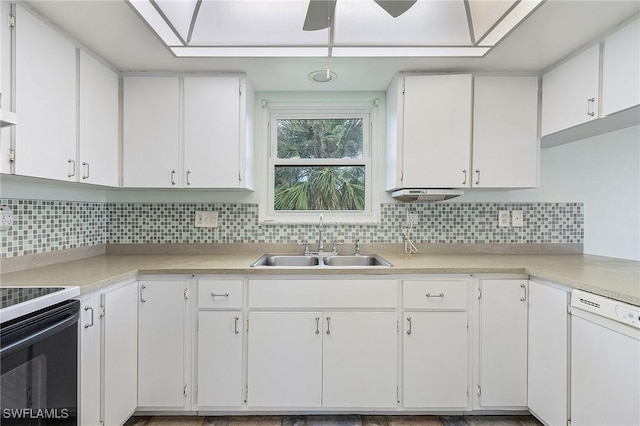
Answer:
[123,76,180,187]
[387,73,539,190]
[184,76,247,188]
[123,74,253,189]
[14,5,77,181]
[78,51,119,187]
[541,44,600,136]
[387,73,472,190]
[472,76,539,188]
[602,18,640,116]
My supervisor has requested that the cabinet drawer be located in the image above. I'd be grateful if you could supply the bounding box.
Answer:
[198,279,243,309]
[248,279,397,309]
[403,280,468,310]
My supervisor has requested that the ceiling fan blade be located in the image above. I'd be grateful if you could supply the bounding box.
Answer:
[303,0,337,31]
[374,0,417,18]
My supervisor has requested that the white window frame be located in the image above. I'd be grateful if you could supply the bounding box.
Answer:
[260,101,379,224]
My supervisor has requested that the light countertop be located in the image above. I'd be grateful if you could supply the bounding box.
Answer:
[1,252,638,305]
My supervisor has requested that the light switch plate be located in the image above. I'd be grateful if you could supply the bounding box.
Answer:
[195,211,218,228]
[498,210,510,227]
[0,206,13,231]
[512,210,524,227]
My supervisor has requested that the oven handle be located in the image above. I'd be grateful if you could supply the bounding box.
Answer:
[1,310,79,357]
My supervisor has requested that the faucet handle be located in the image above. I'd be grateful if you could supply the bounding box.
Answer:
[331,241,343,255]
[299,240,310,255]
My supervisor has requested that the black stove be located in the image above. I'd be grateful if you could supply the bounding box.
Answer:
[0,286,80,324]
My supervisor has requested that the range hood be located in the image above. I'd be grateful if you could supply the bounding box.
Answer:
[0,109,18,127]
[391,188,463,202]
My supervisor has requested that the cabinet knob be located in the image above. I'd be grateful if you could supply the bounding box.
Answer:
[67,159,76,178]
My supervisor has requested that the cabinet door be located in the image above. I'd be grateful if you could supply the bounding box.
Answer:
[123,77,180,187]
[102,282,138,426]
[78,51,119,187]
[184,76,241,188]
[322,312,398,408]
[602,18,640,116]
[478,279,528,408]
[78,293,100,426]
[403,312,468,408]
[247,312,322,407]
[528,281,569,426]
[197,311,243,407]
[472,76,539,188]
[14,5,76,181]
[541,44,600,136]
[402,74,472,188]
[138,280,187,408]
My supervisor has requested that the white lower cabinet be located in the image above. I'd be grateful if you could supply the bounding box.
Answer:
[79,282,139,426]
[476,279,528,410]
[402,279,470,409]
[247,312,323,407]
[197,311,244,408]
[403,312,469,408]
[138,279,190,410]
[78,293,100,426]
[322,312,398,408]
[528,280,570,426]
[101,281,139,426]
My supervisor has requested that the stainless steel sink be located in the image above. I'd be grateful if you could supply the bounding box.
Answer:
[322,255,392,267]
[251,253,392,267]
[251,255,320,267]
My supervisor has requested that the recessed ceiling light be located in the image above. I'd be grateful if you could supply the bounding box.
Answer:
[309,70,337,83]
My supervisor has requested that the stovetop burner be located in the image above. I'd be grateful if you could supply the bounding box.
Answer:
[1,287,66,309]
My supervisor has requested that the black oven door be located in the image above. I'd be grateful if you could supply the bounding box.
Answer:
[1,299,79,425]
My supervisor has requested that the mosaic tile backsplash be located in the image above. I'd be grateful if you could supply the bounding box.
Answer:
[1,200,583,259]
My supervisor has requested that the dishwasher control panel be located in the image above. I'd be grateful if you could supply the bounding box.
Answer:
[572,290,640,330]
[616,305,640,329]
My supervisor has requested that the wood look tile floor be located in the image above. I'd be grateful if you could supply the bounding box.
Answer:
[124,415,543,426]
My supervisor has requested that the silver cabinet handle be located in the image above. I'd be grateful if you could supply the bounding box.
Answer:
[520,283,527,301]
[326,316,331,335]
[475,169,480,185]
[426,292,444,298]
[67,159,76,177]
[462,169,467,185]
[82,161,90,180]
[234,316,240,334]
[170,170,176,185]
[587,98,596,117]
[140,284,146,303]
[406,316,412,335]
[211,292,229,297]
[186,170,191,186]
[315,317,320,335]
[84,305,94,329]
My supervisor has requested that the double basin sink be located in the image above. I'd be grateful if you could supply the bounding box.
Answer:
[251,253,392,268]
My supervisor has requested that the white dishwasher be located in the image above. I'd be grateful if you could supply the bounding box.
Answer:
[571,290,640,426]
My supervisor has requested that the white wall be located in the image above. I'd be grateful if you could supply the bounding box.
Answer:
[460,125,640,261]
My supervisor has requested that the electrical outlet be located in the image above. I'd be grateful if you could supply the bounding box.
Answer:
[498,210,510,227]
[407,210,419,226]
[195,211,218,228]
[512,210,524,227]
[0,206,13,231]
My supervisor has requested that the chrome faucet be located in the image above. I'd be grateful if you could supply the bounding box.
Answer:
[354,238,361,255]
[317,214,324,253]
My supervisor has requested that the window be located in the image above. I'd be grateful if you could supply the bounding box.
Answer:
[262,102,378,224]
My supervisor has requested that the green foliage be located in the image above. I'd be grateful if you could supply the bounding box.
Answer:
[274,118,366,211]
[276,118,363,159]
